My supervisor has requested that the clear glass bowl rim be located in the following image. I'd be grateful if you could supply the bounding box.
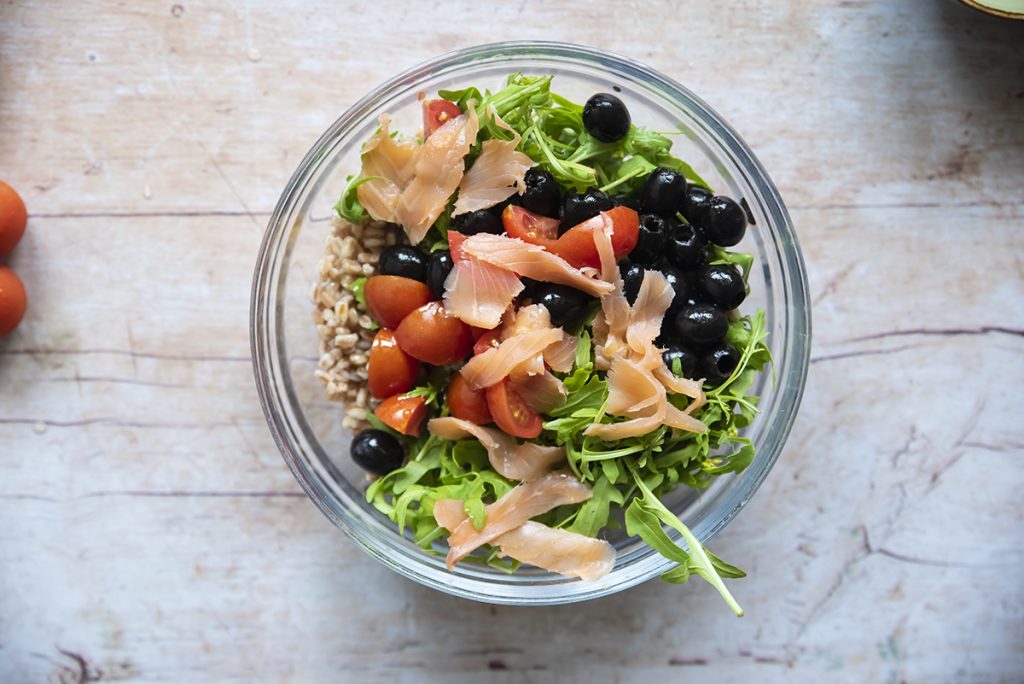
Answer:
[251,40,812,605]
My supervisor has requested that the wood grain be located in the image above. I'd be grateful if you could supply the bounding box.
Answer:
[1,1,1023,682]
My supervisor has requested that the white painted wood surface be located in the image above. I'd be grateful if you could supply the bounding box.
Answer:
[2,1,1022,682]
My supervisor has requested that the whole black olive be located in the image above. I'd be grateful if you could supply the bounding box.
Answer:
[533,284,594,328]
[520,167,561,218]
[611,194,641,212]
[700,342,741,386]
[630,214,668,265]
[560,188,614,232]
[379,245,429,282]
[640,167,687,217]
[667,220,708,271]
[350,429,405,475]
[620,262,645,305]
[662,343,700,379]
[675,304,729,347]
[701,195,747,247]
[699,264,747,310]
[659,264,689,311]
[455,208,503,235]
[681,185,714,227]
[582,93,632,143]
[425,249,454,298]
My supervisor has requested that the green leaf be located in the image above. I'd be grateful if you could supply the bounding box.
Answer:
[464,498,487,531]
[347,277,368,307]
[333,174,382,223]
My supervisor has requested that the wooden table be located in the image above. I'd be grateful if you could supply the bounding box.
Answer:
[2,2,1022,682]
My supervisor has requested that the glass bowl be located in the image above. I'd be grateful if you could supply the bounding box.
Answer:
[251,41,811,605]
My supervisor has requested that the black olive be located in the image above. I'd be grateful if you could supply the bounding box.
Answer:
[520,168,561,218]
[662,343,700,379]
[425,249,454,298]
[519,277,542,300]
[675,304,728,347]
[699,264,747,310]
[582,93,631,143]
[533,283,593,328]
[659,264,689,312]
[700,342,741,386]
[455,208,503,235]
[379,245,429,282]
[350,429,405,475]
[629,214,668,265]
[560,188,614,232]
[667,220,708,270]
[701,195,747,247]
[640,167,687,217]
[620,262,645,305]
[681,185,713,226]
[611,194,641,212]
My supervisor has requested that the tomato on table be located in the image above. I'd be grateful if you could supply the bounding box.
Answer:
[394,301,473,366]
[0,181,27,258]
[368,329,420,399]
[364,275,433,329]
[0,266,27,338]
[485,379,543,439]
[447,373,492,425]
[374,394,428,437]
[502,205,559,250]
[554,206,639,269]
[423,99,462,138]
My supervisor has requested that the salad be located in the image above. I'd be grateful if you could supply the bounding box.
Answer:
[313,74,771,615]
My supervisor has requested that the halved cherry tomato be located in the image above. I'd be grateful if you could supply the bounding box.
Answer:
[375,394,428,436]
[423,99,462,138]
[447,373,492,424]
[368,329,420,399]
[447,230,468,263]
[485,379,543,439]
[0,181,27,259]
[472,328,502,356]
[502,205,560,250]
[554,206,640,269]
[394,301,474,366]
[0,266,27,338]
[364,275,433,329]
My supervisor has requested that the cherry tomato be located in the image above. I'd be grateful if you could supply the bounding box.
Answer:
[554,206,640,269]
[472,328,502,356]
[0,266,27,338]
[447,373,492,424]
[502,204,560,250]
[0,181,27,258]
[423,100,462,138]
[394,301,473,366]
[364,275,433,329]
[374,394,428,437]
[485,379,543,439]
[368,329,420,399]
[447,230,468,263]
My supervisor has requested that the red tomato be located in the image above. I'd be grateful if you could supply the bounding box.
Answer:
[447,373,492,424]
[394,301,473,366]
[364,275,433,329]
[0,181,27,258]
[472,329,502,356]
[0,266,27,338]
[368,329,420,399]
[554,206,640,269]
[423,100,462,138]
[485,379,543,439]
[375,394,428,437]
[447,230,468,263]
[502,204,560,250]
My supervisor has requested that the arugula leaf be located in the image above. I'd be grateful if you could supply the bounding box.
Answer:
[334,174,382,223]
[626,462,744,616]
[347,277,368,307]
